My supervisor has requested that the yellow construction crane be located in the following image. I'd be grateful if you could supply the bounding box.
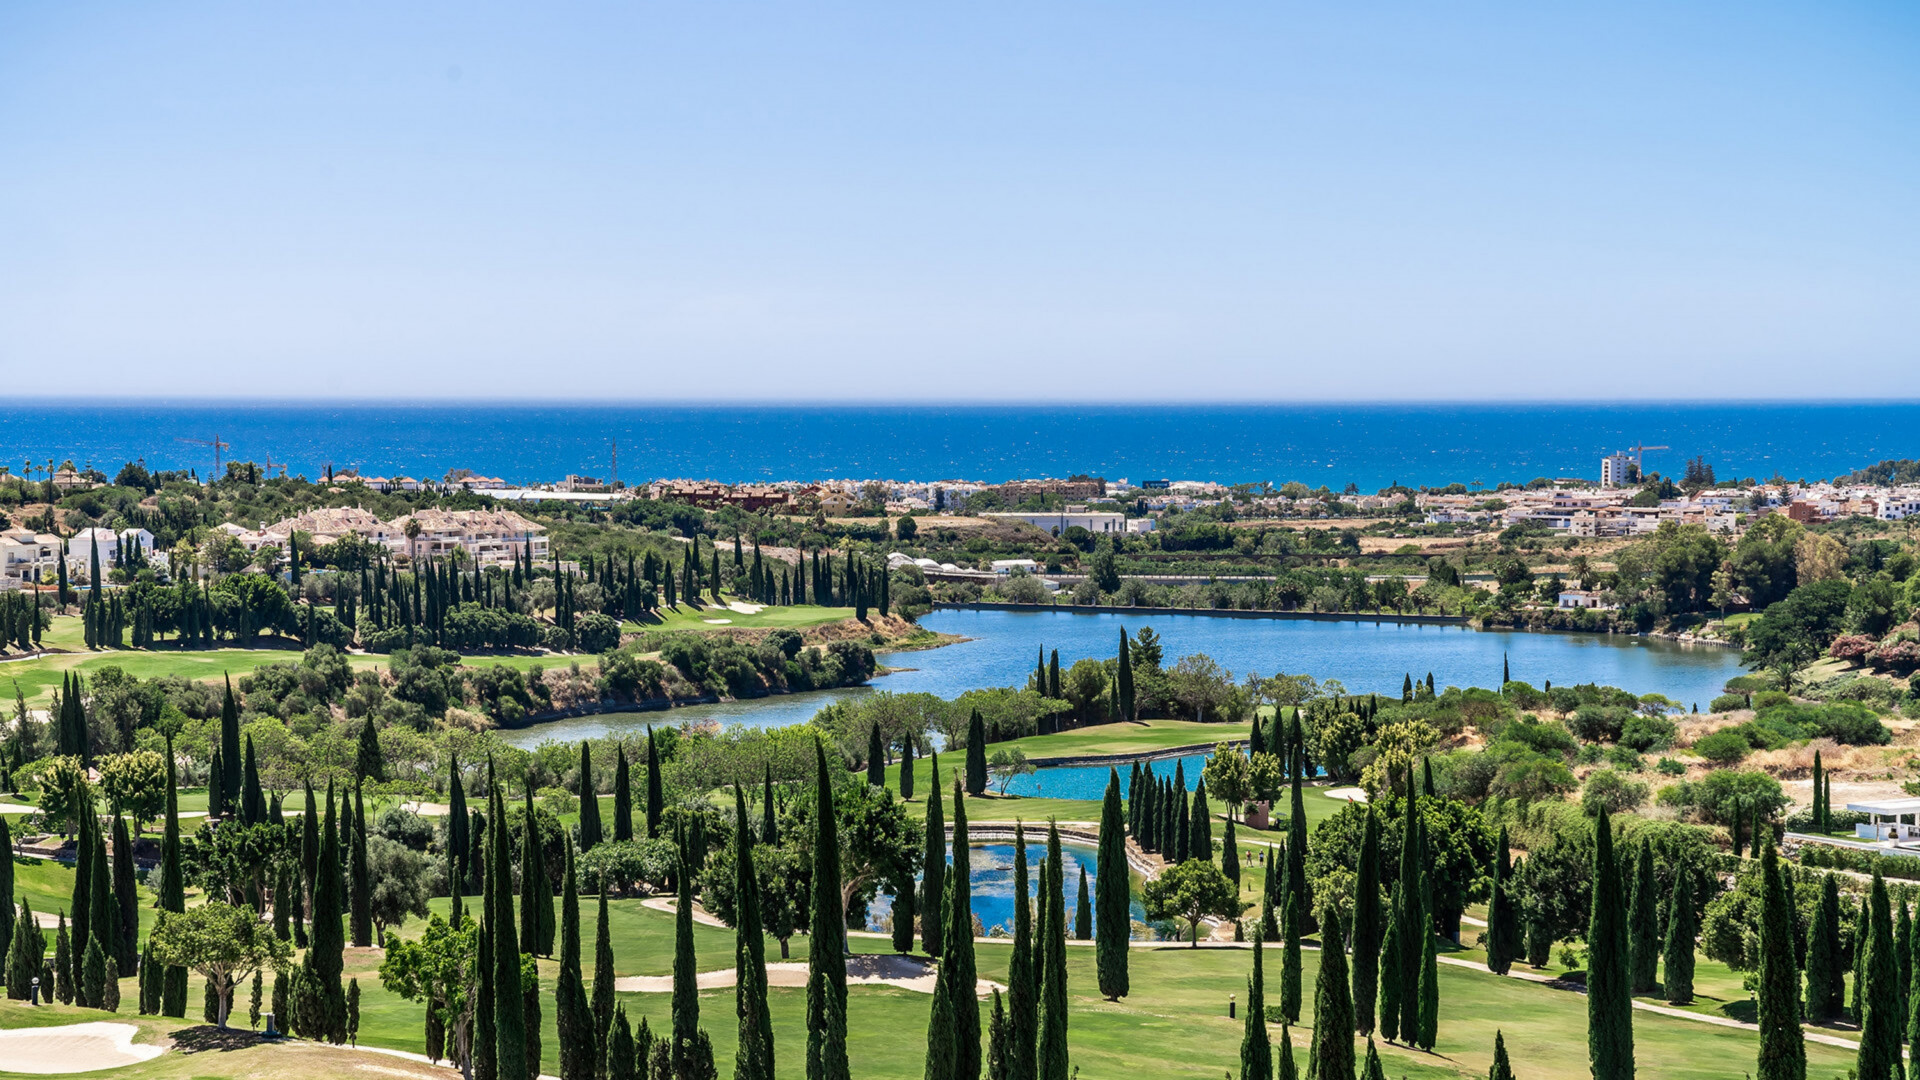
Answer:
[176,435,230,477]
[1631,444,1669,472]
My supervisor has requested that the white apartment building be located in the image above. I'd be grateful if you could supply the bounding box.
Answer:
[386,509,549,567]
[1600,453,1635,489]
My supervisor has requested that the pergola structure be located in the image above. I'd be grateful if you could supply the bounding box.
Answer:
[1845,798,1920,842]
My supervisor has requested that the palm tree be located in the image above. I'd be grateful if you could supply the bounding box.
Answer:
[403,518,422,563]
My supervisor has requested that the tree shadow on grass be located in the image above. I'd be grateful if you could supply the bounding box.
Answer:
[166,1026,270,1054]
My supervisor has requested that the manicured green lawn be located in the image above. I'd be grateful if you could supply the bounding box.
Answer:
[0,874,1863,1080]
[997,719,1254,761]
[3,615,570,706]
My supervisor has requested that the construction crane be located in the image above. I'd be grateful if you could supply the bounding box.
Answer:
[1631,444,1669,471]
[259,452,288,478]
[176,435,230,478]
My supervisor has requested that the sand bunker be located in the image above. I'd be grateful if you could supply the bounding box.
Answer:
[726,601,765,615]
[614,953,1001,997]
[1323,787,1369,803]
[0,1022,165,1073]
[702,618,733,625]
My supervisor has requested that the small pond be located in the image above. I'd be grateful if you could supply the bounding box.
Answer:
[864,840,1148,937]
[999,752,1209,800]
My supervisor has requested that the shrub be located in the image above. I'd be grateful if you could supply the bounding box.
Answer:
[1692,729,1751,766]
[1619,715,1676,752]
[1567,705,1631,743]
[1708,693,1749,713]
[1751,691,1791,710]
[574,613,622,654]
[1581,769,1650,816]
[1655,757,1686,776]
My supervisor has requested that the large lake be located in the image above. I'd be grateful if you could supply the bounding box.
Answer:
[498,609,1744,747]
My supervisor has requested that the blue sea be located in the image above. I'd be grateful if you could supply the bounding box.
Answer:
[2,400,1916,491]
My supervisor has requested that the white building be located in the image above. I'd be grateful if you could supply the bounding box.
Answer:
[980,511,1140,535]
[0,529,63,590]
[990,559,1043,575]
[386,509,549,567]
[1557,590,1615,610]
[67,527,155,565]
[1600,453,1635,489]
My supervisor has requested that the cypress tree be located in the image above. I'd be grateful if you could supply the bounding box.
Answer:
[1308,899,1355,1080]
[1047,650,1061,700]
[1489,1031,1514,1080]
[1241,925,1271,1080]
[1260,848,1280,944]
[1664,861,1698,1006]
[1393,770,1423,1042]
[160,739,187,1017]
[612,746,633,843]
[900,735,916,800]
[986,990,1009,1080]
[578,742,603,852]
[1858,871,1901,1080]
[1223,816,1239,885]
[607,1006,635,1080]
[1190,779,1213,865]
[1416,919,1438,1050]
[54,913,72,1004]
[925,941,958,1080]
[1854,895,1870,1025]
[966,710,988,796]
[944,779,981,1080]
[350,784,372,947]
[241,735,266,825]
[1811,751,1826,833]
[356,717,383,783]
[111,815,137,976]
[1009,822,1037,1080]
[732,787,774,1080]
[1095,770,1130,1000]
[70,805,93,977]
[0,817,11,970]
[85,822,115,1005]
[1485,825,1514,976]
[922,752,946,957]
[448,756,470,890]
[592,878,615,1080]
[1379,881,1402,1044]
[1074,867,1091,941]
[645,728,663,838]
[1629,841,1658,993]
[1277,1027,1297,1080]
[1899,900,1914,1028]
[522,787,556,956]
[761,765,778,846]
[557,842,593,1080]
[1587,812,1633,1080]
[1286,758,1309,924]
[1806,872,1842,1021]
[491,783,527,1080]
[1755,837,1805,1080]
[219,674,241,809]
[1116,629,1134,721]
[1037,822,1070,1080]
[671,854,700,1079]
[81,934,107,1013]
[1275,853,1304,1021]
[1361,1038,1385,1080]
[868,723,886,787]
[807,739,849,1080]
[1173,763,1190,862]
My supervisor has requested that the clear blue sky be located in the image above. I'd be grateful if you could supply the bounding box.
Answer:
[2,3,1915,399]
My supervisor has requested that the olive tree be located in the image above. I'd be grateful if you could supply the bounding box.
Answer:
[148,902,292,1027]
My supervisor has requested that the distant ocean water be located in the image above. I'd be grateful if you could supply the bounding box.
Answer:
[2,400,1916,491]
